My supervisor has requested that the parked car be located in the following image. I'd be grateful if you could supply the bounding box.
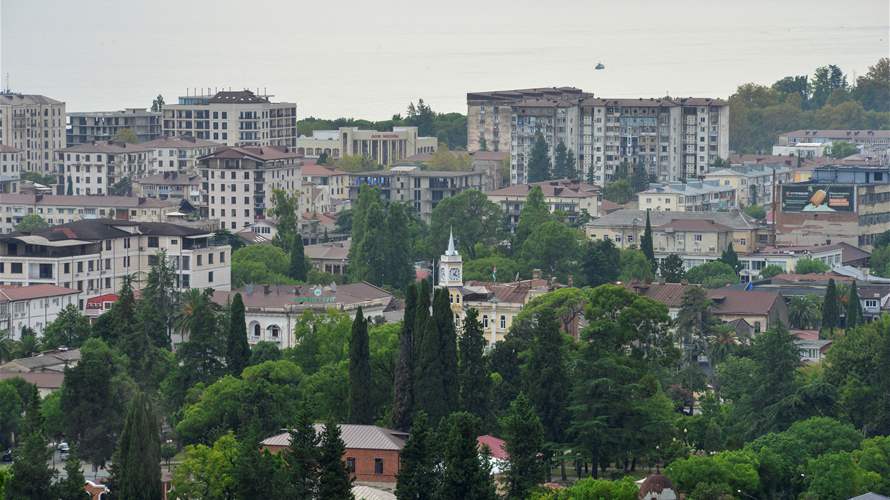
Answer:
[57,442,69,454]
[1,449,12,462]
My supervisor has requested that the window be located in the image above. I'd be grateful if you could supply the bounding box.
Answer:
[11,262,22,274]
[346,458,356,474]
[208,253,214,264]
[754,321,762,333]
[374,458,384,475]
[253,324,261,337]
[482,315,489,328]
[124,238,131,249]
[63,263,70,274]
[865,299,878,309]
[269,325,279,338]
[500,315,506,329]
[148,236,159,248]
[105,258,111,270]
[105,240,112,250]
[220,252,226,263]
[197,255,203,266]
[208,271,214,283]
[694,234,702,242]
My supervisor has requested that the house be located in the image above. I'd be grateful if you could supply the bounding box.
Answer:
[262,424,408,486]
[0,347,80,397]
[304,240,350,276]
[487,179,600,231]
[637,474,678,500]
[625,282,690,319]
[477,435,509,475]
[793,330,832,363]
[0,284,80,339]
[705,289,788,333]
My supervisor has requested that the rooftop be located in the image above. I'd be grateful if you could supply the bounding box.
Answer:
[301,162,347,177]
[0,193,179,209]
[641,180,735,196]
[706,289,783,316]
[0,348,81,373]
[0,218,210,243]
[706,163,793,178]
[487,179,600,198]
[207,90,270,104]
[61,141,151,154]
[0,93,64,106]
[588,208,758,231]
[263,424,408,451]
[139,136,219,149]
[463,279,552,304]
[304,240,350,261]
[212,282,393,310]
[0,284,79,302]
[0,371,65,390]
[136,172,202,186]
[781,129,890,140]
[201,146,301,162]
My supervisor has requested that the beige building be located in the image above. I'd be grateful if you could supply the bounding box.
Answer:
[487,179,600,231]
[703,163,792,207]
[67,108,162,145]
[0,93,66,175]
[0,145,21,193]
[59,142,151,195]
[0,193,182,233]
[133,173,203,206]
[304,240,350,276]
[298,127,437,166]
[638,180,737,212]
[199,146,303,231]
[777,129,890,147]
[163,90,297,148]
[141,136,218,174]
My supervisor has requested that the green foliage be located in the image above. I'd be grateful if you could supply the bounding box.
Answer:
[794,257,830,274]
[519,221,581,281]
[618,249,655,283]
[171,432,239,500]
[109,391,162,500]
[463,255,523,283]
[527,133,551,182]
[830,140,859,159]
[317,422,354,499]
[58,452,89,500]
[822,278,841,333]
[396,412,439,500]
[581,239,621,287]
[348,308,373,424]
[112,128,139,143]
[284,410,321,498]
[759,264,784,279]
[231,244,295,286]
[744,204,766,220]
[348,186,413,289]
[225,293,251,376]
[502,393,545,499]
[531,477,638,500]
[20,170,57,186]
[603,179,634,205]
[803,451,881,499]
[523,309,569,443]
[249,341,282,366]
[41,390,64,442]
[0,379,24,449]
[109,176,132,196]
[515,186,552,249]
[788,295,822,329]
[151,95,165,112]
[458,309,489,420]
[660,253,685,282]
[428,189,503,260]
[392,285,417,432]
[666,450,760,497]
[685,261,738,288]
[6,391,54,500]
[439,412,496,500]
[269,189,299,252]
[334,154,383,172]
[14,213,49,233]
[641,210,655,269]
[846,281,863,329]
[719,242,742,274]
[288,236,309,281]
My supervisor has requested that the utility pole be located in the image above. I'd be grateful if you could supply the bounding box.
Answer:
[771,167,778,246]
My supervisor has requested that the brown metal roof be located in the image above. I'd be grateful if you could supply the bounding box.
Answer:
[263,424,407,451]
[0,284,79,302]
[706,289,782,316]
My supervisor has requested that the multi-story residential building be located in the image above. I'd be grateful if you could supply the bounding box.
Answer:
[133,173,203,205]
[141,136,218,174]
[301,163,348,200]
[772,143,832,159]
[0,193,181,233]
[162,90,297,147]
[703,163,792,207]
[0,284,80,340]
[199,146,302,231]
[304,240,350,276]
[467,88,730,185]
[0,92,66,174]
[66,108,162,145]
[638,180,737,212]
[347,165,486,222]
[0,219,231,308]
[58,142,151,195]
[0,145,21,193]
[487,179,600,230]
[777,129,890,147]
[298,127,437,166]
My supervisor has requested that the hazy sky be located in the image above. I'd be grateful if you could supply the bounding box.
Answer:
[1,0,888,119]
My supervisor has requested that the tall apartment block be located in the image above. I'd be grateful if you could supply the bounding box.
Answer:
[0,92,66,174]
[163,90,297,148]
[67,108,162,145]
[467,88,729,185]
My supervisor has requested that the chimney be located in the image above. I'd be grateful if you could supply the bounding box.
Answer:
[532,269,542,280]
[263,285,271,295]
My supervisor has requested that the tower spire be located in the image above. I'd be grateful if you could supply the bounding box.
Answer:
[446,227,458,256]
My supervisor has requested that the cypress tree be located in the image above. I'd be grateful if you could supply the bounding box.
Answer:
[6,387,54,500]
[108,391,162,500]
[289,236,308,281]
[458,308,489,419]
[502,392,545,500]
[523,309,569,443]
[553,141,568,179]
[283,410,320,498]
[234,429,290,500]
[392,283,417,431]
[527,133,551,183]
[413,280,432,366]
[226,293,251,376]
[58,451,89,500]
[846,280,862,329]
[822,278,840,334]
[433,288,459,413]
[565,150,577,180]
[66,176,73,195]
[385,203,413,290]
[414,315,447,424]
[641,209,656,271]
[317,422,353,500]
[438,412,496,500]
[720,242,742,274]
[395,412,439,500]
[348,307,373,424]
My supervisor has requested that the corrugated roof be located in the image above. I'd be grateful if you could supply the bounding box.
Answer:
[488,179,599,198]
[212,282,392,309]
[262,424,407,451]
[588,209,757,231]
[0,284,79,302]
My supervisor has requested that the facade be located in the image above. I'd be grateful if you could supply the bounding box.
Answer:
[0,347,79,397]
[66,108,162,145]
[347,166,486,222]
[298,127,437,166]
[211,282,394,348]
[0,284,80,339]
[777,129,890,147]
[141,136,218,174]
[199,146,303,231]
[0,193,182,233]
[303,240,350,275]
[772,143,831,159]
[638,180,737,212]
[0,145,21,193]
[162,90,297,147]
[509,97,581,185]
[58,141,151,195]
[134,173,203,205]
[0,92,66,174]
[487,179,600,230]
[301,163,349,214]
[703,163,792,207]
[0,219,231,308]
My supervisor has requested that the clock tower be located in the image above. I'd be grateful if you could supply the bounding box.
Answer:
[438,229,463,288]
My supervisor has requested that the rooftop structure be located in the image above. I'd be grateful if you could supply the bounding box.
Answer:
[67,108,162,145]
[638,180,737,212]
[488,179,601,229]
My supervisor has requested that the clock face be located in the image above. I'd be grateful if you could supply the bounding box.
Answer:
[449,267,461,281]
[439,266,446,280]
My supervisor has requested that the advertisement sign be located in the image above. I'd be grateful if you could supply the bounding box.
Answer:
[781,184,855,213]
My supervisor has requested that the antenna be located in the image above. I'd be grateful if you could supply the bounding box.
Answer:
[3,73,9,93]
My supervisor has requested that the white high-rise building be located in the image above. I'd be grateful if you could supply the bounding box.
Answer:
[0,92,66,174]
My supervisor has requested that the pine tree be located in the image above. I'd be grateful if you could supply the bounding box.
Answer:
[283,410,320,498]
[108,391,162,500]
[660,253,686,282]
[565,150,577,180]
[458,308,489,419]
[396,412,438,500]
[720,242,742,274]
[515,186,551,248]
[226,293,251,376]
[413,280,432,363]
[317,423,354,500]
[438,412,496,500]
[523,309,569,443]
[502,393,545,500]
[433,288,459,413]
[57,451,89,500]
[289,236,308,281]
[822,278,840,334]
[234,429,290,500]
[139,250,177,349]
[527,133,551,182]
[553,141,568,179]
[845,280,862,329]
[348,307,373,424]
[414,314,447,424]
[641,209,656,272]
[6,387,55,500]
[392,283,417,431]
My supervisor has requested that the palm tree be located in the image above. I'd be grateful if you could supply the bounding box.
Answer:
[706,324,740,366]
[0,331,16,363]
[788,295,821,329]
[175,289,209,341]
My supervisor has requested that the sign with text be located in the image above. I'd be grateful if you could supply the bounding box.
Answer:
[781,184,855,213]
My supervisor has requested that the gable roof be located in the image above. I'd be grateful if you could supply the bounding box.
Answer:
[706,289,782,316]
[477,435,509,461]
[1,218,208,243]
[304,240,350,261]
[0,284,79,302]
[212,282,392,310]
[262,424,407,451]
[487,179,600,198]
[625,282,692,308]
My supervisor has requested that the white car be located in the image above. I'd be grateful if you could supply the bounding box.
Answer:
[57,442,69,453]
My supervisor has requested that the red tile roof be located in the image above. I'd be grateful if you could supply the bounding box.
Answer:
[301,163,346,177]
[0,284,79,302]
[477,435,509,461]
[0,371,64,390]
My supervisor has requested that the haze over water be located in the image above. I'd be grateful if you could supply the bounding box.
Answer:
[1,0,887,119]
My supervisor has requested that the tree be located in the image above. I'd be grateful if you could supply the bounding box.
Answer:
[283,410,320,498]
[852,57,890,112]
[618,249,655,283]
[846,281,863,329]
[822,278,841,334]
[41,304,91,349]
[565,150,577,180]
[151,94,165,112]
[112,128,139,144]
[581,239,621,287]
[66,176,73,195]
[788,295,821,329]
[804,451,880,499]
[139,250,178,348]
[226,293,251,376]
[233,431,290,500]
[15,213,49,233]
[108,391,162,500]
[514,186,551,248]
[502,393,545,499]
[109,176,132,196]
[170,288,226,408]
[439,413,496,500]
[396,412,438,500]
[289,236,309,281]
[744,204,766,220]
[519,221,581,280]
[795,258,830,274]
[170,433,239,500]
[603,179,634,204]
[811,64,848,109]
[527,133,551,182]
[348,307,373,424]
[660,254,685,282]
[232,244,294,286]
[640,210,655,270]
[720,242,742,274]
[630,161,649,193]
[384,202,414,289]
[317,151,330,165]
[433,288,459,412]
[458,309,489,418]
[6,389,55,500]
[392,283,417,431]
[830,140,859,159]
[317,423,354,500]
[414,310,447,424]
[428,190,503,260]
[552,141,569,179]
[686,261,738,288]
[58,452,90,500]
[523,309,569,443]
[760,264,784,279]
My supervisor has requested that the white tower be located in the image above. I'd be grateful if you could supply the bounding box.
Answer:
[438,228,463,288]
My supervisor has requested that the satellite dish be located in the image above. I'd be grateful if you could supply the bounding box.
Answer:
[595,62,605,70]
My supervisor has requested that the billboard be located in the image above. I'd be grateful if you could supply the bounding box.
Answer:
[781,184,855,213]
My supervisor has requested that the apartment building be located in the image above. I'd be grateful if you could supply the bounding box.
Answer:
[0,284,80,340]
[301,163,348,200]
[510,98,582,185]
[0,145,21,193]
[199,146,302,231]
[58,141,152,195]
[162,90,297,148]
[703,163,792,207]
[777,129,890,147]
[487,179,600,231]
[638,180,737,212]
[141,136,218,174]
[347,165,486,222]
[133,173,203,206]
[0,219,231,308]
[0,92,66,174]
[66,108,162,145]
[298,127,437,166]
[0,193,181,233]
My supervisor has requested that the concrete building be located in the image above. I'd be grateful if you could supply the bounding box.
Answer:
[298,127,437,166]
[66,108,162,145]
[134,173,203,205]
[487,179,600,231]
[777,129,890,147]
[0,219,231,307]
[304,240,350,276]
[199,146,302,231]
[163,90,297,148]
[0,284,80,340]
[141,136,218,174]
[0,145,21,193]
[297,130,342,160]
[347,165,486,222]
[509,97,582,185]
[772,143,832,159]
[58,141,151,195]
[0,347,80,397]
[0,193,183,233]
[703,163,792,207]
[0,92,66,174]
[638,180,737,212]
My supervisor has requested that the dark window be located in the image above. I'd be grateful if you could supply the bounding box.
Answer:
[11,262,22,274]
[208,271,214,283]
[148,236,159,248]
[346,457,356,474]
[374,458,384,475]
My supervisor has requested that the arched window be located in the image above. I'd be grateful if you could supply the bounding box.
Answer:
[268,325,280,339]
[252,323,261,337]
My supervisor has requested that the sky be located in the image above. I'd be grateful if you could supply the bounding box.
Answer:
[1,0,888,119]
